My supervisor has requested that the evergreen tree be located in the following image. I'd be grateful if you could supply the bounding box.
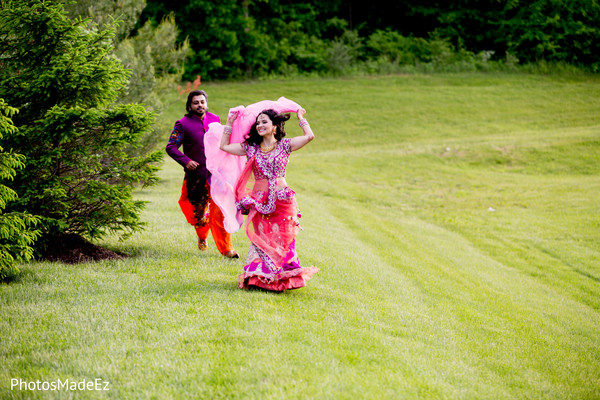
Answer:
[0,0,162,254]
[62,0,146,41]
[0,100,39,279]
[63,0,191,151]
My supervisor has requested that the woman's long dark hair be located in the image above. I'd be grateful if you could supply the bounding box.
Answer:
[245,109,290,146]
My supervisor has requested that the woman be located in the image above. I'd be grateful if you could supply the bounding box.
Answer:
[219,106,319,292]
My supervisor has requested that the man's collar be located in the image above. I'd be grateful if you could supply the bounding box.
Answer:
[188,113,205,121]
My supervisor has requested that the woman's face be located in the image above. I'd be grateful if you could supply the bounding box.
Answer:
[256,114,275,137]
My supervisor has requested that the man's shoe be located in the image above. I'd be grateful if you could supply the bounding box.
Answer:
[224,250,239,259]
[198,239,208,251]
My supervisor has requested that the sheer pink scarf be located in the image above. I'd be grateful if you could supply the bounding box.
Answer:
[204,97,302,233]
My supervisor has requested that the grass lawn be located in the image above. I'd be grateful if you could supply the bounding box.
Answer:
[1,73,599,399]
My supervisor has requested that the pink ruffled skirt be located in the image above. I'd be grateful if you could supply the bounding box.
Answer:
[238,196,318,292]
[238,240,319,292]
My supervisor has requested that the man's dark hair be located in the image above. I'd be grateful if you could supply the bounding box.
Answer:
[186,90,208,114]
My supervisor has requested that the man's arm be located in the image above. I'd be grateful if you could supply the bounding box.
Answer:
[165,121,193,168]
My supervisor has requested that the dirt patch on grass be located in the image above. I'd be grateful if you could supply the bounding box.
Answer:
[40,234,124,264]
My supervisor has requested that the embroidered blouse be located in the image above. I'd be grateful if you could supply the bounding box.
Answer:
[244,138,291,180]
[237,138,293,215]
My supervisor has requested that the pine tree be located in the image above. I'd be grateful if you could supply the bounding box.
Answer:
[0,100,39,278]
[63,0,191,151]
[0,0,162,256]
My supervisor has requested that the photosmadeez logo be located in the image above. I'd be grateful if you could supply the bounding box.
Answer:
[11,378,110,392]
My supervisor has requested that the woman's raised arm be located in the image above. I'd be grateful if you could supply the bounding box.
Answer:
[289,108,314,152]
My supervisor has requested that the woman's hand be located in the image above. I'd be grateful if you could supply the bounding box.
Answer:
[297,108,306,120]
[226,110,239,126]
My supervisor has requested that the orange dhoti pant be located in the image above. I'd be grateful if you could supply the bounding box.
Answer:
[178,179,233,255]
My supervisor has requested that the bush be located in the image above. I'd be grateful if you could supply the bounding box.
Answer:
[366,29,417,65]
[326,30,363,76]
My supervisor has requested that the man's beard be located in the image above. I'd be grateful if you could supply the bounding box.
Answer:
[191,108,206,117]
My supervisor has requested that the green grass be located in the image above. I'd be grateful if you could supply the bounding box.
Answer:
[2,73,600,399]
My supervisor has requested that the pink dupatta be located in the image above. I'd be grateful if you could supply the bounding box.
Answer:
[204,97,302,233]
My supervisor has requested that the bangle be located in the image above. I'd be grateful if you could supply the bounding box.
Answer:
[299,119,309,128]
[223,125,232,135]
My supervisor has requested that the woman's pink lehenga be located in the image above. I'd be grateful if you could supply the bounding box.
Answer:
[234,145,319,292]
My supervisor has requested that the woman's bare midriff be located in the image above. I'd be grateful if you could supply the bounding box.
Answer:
[253,177,288,191]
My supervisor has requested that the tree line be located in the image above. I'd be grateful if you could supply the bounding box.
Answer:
[140,0,600,79]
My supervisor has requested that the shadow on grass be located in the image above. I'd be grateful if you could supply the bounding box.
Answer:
[574,269,600,283]
[140,280,240,297]
[101,243,237,263]
[0,269,30,285]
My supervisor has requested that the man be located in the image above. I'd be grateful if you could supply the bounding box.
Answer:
[166,90,238,258]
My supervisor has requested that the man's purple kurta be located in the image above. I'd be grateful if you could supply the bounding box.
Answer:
[166,112,221,183]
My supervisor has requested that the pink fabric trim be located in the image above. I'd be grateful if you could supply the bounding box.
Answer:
[239,266,320,292]
[204,97,302,233]
[243,276,306,292]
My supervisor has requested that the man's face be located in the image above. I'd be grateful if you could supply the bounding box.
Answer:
[189,95,207,117]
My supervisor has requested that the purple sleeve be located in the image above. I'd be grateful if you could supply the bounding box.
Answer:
[165,121,191,167]
[282,138,292,155]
